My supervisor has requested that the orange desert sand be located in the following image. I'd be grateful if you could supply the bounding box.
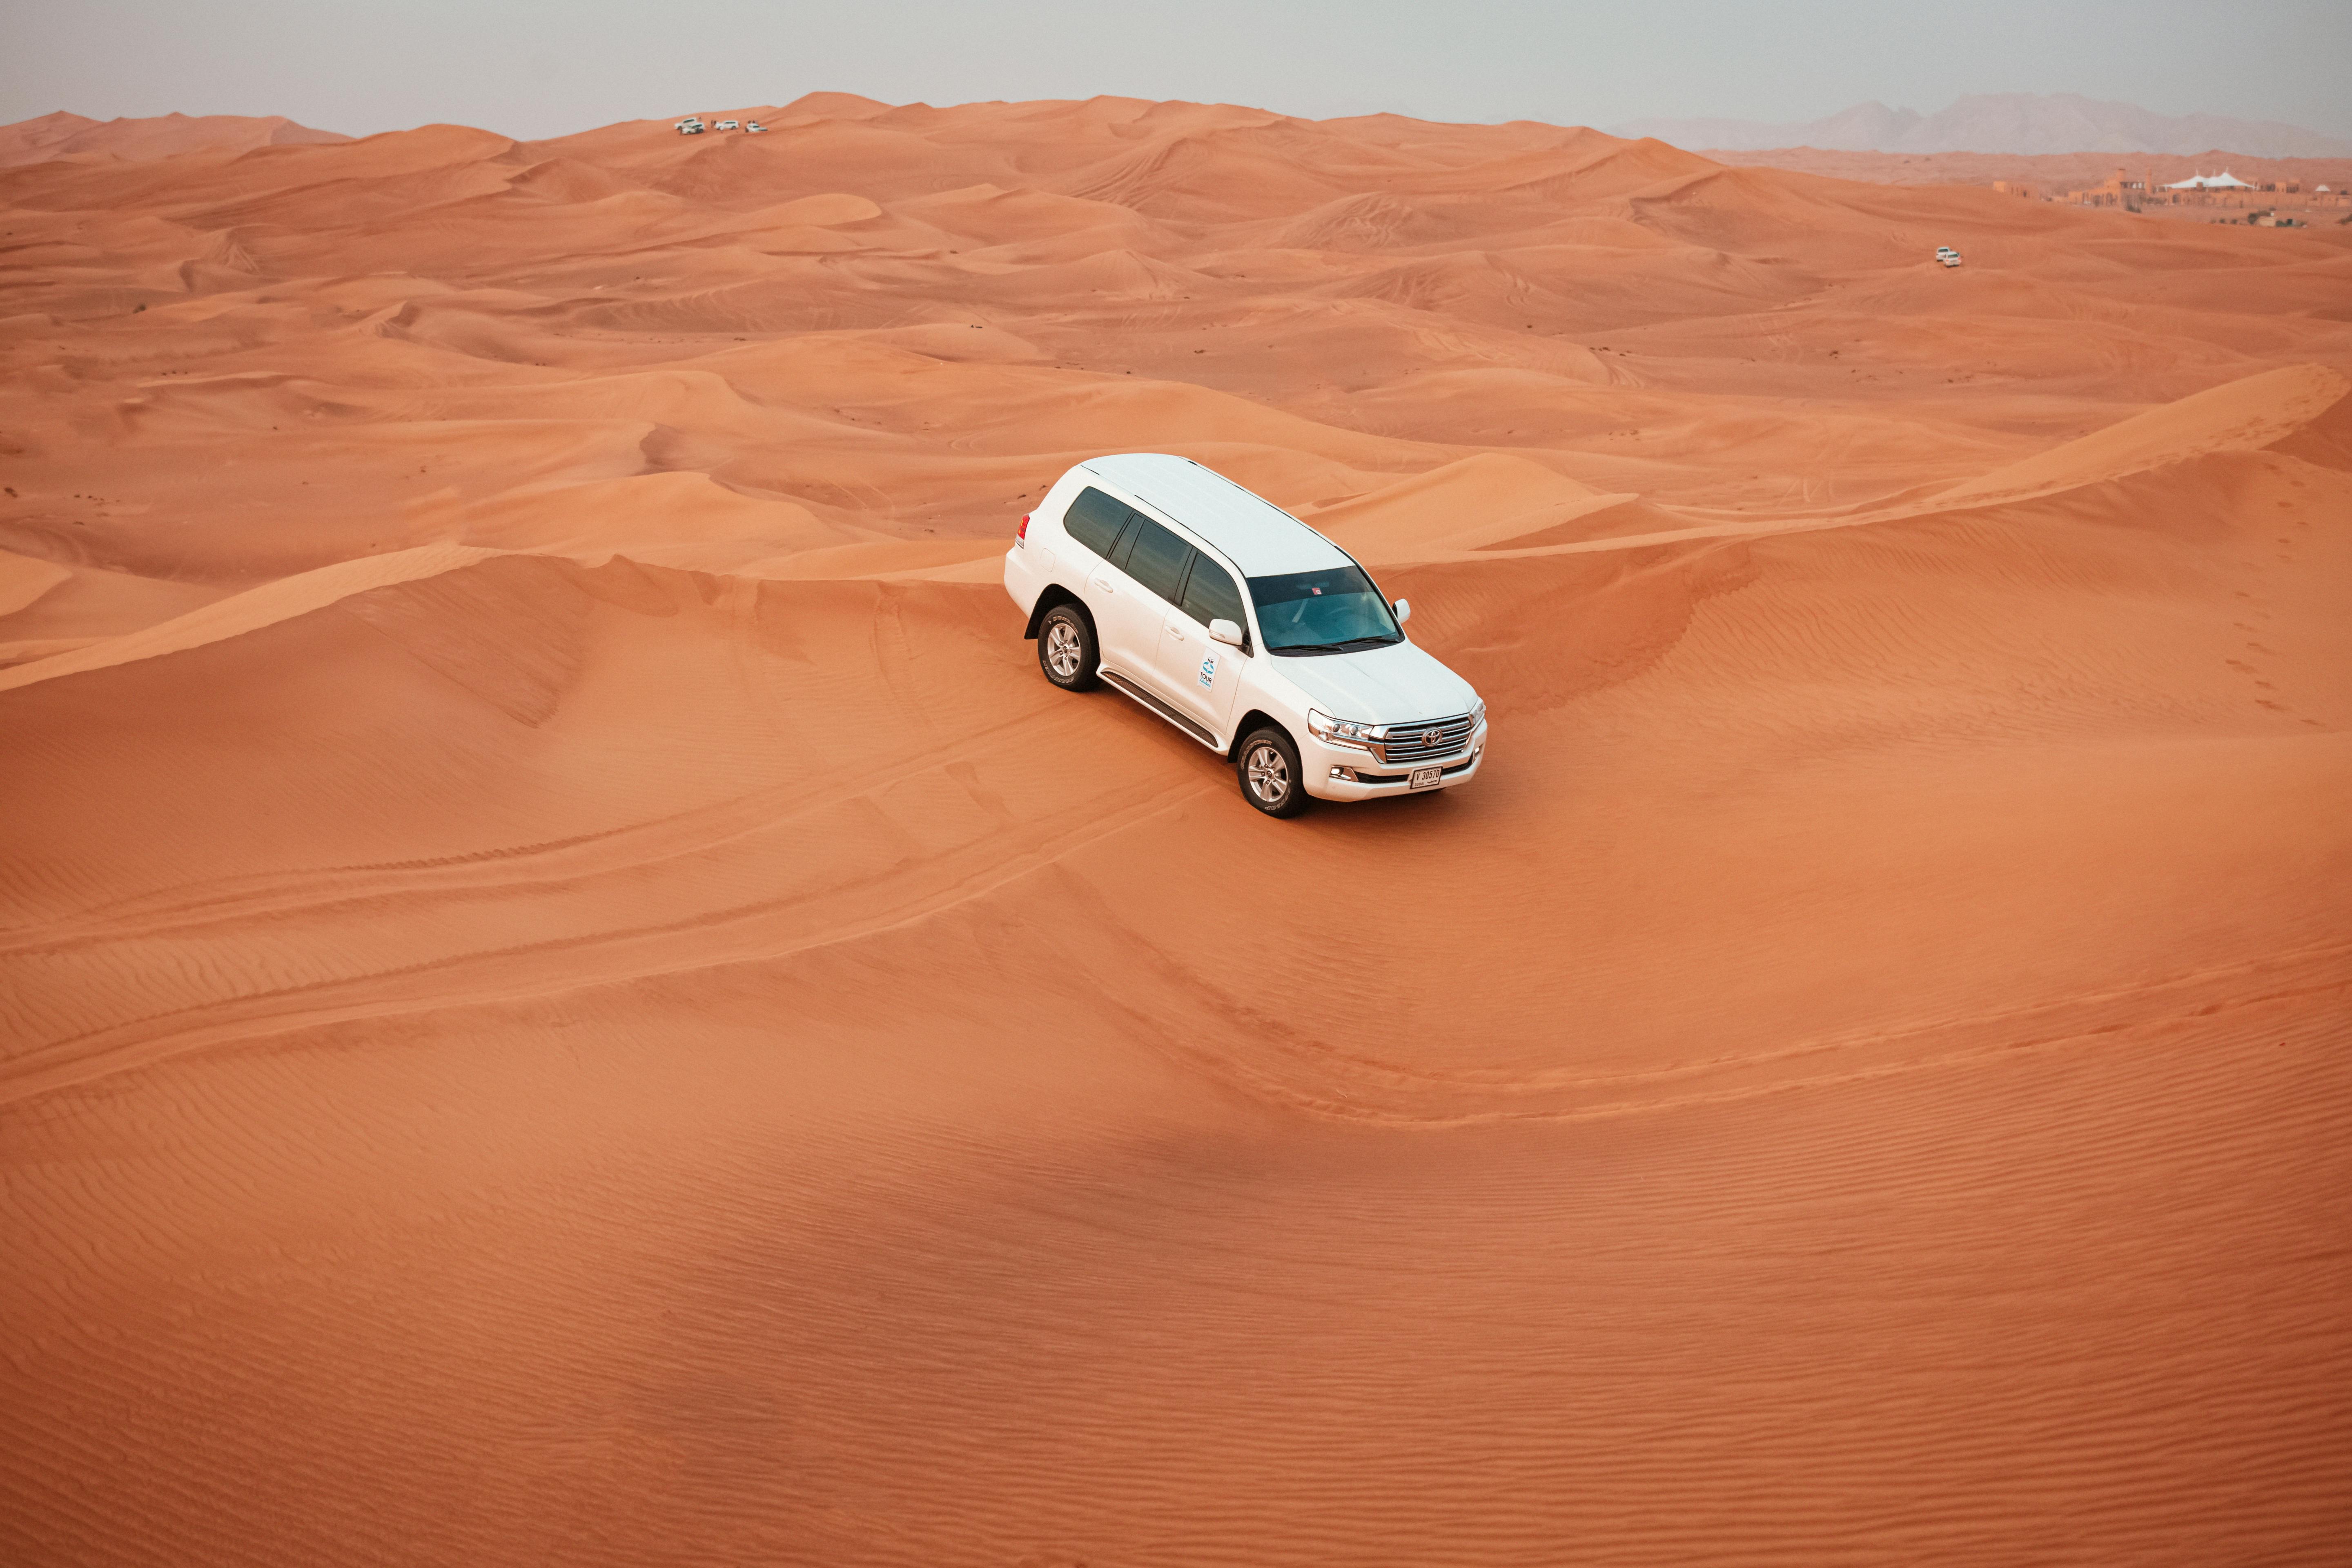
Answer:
[0,110,350,169]
[3,95,2350,1566]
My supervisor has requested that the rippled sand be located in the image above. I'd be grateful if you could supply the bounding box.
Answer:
[4,95,2350,1566]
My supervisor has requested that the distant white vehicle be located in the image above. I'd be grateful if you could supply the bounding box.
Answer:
[715,119,740,131]
[744,121,768,134]
[1936,246,1963,268]
[675,117,705,136]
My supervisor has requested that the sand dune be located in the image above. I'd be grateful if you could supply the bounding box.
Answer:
[2,95,2350,1567]
[1931,361,2351,505]
[0,110,351,168]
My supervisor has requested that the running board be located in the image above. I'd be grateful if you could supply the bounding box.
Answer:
[1099,668,1221,750]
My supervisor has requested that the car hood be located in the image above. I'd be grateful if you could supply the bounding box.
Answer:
[1270,638,1478,724]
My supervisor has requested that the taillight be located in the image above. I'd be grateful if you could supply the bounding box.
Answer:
[1017,513,1030,541]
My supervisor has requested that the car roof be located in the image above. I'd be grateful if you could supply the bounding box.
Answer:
[1078,453,1353,577]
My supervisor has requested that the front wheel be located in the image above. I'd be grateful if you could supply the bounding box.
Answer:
[1236,726,1309,818]
[1037,604,1100,691]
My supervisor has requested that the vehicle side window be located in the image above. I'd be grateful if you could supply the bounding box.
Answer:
[1062,487,1131,558]
[1123,517,1194,604]
[1105,512,1140,568]
[1179,552,1246,634]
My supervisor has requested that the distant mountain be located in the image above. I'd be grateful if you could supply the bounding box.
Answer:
[1615,93,2352,158]
[0,111,351,168]
[1615,101,1919,154]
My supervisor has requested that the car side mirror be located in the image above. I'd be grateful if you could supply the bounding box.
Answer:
[1393,598,1412,624]
[1208,617,1244,647]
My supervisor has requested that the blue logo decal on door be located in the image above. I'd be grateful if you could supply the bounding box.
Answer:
[1198,655,1216,688]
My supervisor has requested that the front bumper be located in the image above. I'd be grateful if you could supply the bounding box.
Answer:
[1301,723,1488,802]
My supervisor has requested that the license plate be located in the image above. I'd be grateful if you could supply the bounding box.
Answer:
[1408,766,1442,789]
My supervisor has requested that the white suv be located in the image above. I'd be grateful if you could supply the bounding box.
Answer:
[1003,454,1488,817]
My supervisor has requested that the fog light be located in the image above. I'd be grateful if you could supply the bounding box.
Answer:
[1330,766,1357,782]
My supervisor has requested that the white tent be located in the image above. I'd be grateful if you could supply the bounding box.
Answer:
[2164,171,2257,191]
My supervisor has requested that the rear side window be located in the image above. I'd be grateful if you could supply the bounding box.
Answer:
[1180,552,1246,631]
[1106,517,1140,569]
[1062,487,1131,558]
[1123,516,1194,604]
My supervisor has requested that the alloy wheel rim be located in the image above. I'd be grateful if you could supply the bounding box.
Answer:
[1045,621,1081,677]
[1246,744,1289,804]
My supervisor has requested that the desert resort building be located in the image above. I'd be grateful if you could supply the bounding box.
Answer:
[2164,170,2258,192]
[2001,164,2352,224]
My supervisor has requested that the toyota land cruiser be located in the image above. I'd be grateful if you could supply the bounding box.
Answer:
[1003,454,1488,817]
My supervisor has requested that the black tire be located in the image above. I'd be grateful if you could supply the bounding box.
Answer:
[1036,603,1100,691]
[1236,726,1310,818]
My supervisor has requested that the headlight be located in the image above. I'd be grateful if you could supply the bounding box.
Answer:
[1471,696,1487,724]
[1306,708,1382,747]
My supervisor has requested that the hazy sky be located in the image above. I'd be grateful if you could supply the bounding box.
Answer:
[8,0,2348,142]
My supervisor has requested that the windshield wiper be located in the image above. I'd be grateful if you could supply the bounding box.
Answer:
[1272,634,1401,656]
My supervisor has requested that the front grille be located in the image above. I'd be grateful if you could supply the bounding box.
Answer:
[1376,714,1475,764]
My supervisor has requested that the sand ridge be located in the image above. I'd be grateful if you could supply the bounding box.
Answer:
[0,110,352,169]
[2,94,2350,1566]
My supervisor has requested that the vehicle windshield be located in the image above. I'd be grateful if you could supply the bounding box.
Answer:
[1247,566,1401,655]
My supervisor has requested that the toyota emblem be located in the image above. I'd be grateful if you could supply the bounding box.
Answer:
[1420,729,1442,745]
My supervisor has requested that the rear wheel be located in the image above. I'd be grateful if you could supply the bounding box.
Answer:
[1236,726,1309,818]
[1037,604,1100,691]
